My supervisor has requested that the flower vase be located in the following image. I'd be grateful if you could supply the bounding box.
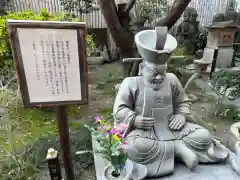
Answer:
[102,160,133,180]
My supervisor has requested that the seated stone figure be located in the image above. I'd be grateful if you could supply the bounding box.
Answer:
[113,27,240,179]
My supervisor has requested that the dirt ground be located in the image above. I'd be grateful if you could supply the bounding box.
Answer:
[188,84,237,148]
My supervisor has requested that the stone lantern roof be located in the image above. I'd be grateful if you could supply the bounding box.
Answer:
[208,20,240,29]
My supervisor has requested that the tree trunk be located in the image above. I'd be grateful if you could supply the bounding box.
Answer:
[98,0,135,77]
[98,0,134,58]
[117,3,139,76]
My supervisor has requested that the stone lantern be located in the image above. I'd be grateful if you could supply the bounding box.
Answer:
[205,20,239,69]
[185,55,212,93]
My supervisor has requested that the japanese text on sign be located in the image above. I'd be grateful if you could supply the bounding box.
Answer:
[17,28,82,103]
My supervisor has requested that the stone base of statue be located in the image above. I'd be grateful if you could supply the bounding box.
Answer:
[92,134,240,180]
[147,163,239,180]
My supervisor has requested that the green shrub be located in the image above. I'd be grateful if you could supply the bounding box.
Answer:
[172,47,185,56]
[0,89,92,179]
[168,47,193,85]
[0,9,95,70]
[212,70,240,99]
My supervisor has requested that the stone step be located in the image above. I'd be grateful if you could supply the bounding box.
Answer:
[92,134,240,180]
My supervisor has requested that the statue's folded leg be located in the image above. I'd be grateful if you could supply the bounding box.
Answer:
[174,140,198,170]
[125,135,174,178]
[179,127,240,175]
[182,128,229,163]
[226,142,240,175]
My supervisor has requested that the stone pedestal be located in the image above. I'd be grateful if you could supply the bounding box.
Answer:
[92,134,240,180]
[216,47,234,68]
[87,56,104,65]
[149,164,239,180]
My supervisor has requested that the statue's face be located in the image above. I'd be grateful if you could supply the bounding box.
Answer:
[190,13,198,21]
[141,61,166,88]
[183,12,189,21]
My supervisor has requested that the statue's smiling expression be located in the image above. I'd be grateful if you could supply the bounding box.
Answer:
[141,61,167,89]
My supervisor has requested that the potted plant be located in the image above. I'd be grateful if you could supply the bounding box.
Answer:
[84,115,133,180]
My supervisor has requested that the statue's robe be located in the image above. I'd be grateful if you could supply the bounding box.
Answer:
[113,73,229,178]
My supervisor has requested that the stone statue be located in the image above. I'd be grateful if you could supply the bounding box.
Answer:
[113,27,240,179]
[176,7,199,54]
[101,45,110,62]
[0,1,5,15]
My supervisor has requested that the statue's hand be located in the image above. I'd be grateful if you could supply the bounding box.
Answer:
[169,114,186,130]
[134,115,155,130]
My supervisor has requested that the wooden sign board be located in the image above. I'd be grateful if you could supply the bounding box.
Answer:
[7,20,88,107]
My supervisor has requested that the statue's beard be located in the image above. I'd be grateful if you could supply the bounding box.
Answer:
[151,81,162,90]
[152,79,162,84]
[142,72,165,90]
[150,77,164,90]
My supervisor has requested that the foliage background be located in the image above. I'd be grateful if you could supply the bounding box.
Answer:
[60,0,97,16]
[0,9,95,73]
[0,9,96,179]
[134,0,170,24]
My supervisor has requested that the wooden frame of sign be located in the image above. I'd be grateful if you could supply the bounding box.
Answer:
[7,20,89,180]
[7,20,88,108]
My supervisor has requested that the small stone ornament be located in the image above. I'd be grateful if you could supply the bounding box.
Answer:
[46,148,62,180]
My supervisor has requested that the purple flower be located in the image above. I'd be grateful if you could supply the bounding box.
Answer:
[109,128,118,135]
[108,128,121,135]
[118,134,124,138]
[94,115,103,123]
[107,127,125,139]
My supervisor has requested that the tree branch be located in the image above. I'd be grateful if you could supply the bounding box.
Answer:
[124,0,137,13]
[155,0,191,29]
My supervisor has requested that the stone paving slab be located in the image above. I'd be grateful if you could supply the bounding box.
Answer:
[148,164,240,180]
[92,135,240,180]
